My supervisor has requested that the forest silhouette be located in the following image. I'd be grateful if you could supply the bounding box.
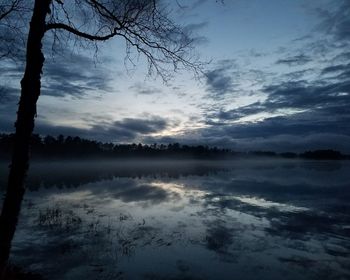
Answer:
[0,133,347,160]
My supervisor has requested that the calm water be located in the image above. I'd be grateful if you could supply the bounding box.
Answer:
[1,159,350,280]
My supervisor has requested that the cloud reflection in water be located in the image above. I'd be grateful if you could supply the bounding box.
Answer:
[0,159,349,279]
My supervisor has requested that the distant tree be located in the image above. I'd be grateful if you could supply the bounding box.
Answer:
[57,134,64,144]
[300,149,343,160]
[43,134,56,145]
[280,152,297,158]
[0,0,201,271]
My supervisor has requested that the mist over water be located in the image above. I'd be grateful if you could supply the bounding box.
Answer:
[1,159,349,279]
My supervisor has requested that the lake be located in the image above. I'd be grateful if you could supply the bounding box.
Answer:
[0,159,349,279]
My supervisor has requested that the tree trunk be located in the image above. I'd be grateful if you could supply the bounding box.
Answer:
[0,0,51,275]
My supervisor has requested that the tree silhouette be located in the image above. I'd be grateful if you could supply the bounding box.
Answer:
[0,0,201,273]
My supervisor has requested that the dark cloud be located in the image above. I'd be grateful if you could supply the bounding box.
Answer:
[143,106,350,152]
[230,114,349,138]
[0,51,113,100]
[2,0,350,154]
[0,85,19,103]
[41,53,113,98]
[28,116,169,143]
[212,102,266,121]
[317,0,350,42]
[281,69,312,81]
[276,55,312,66]
[183,22,209,45]
[100,117,168,141]
[264,80,350,110]
[0,53,115,136]
[198,49,350,152]
[211,60,350,124]
[129,83,162,95]
[200,67,350,151]
[112,117,167,134]
[0,76,170,142]
[199,113,350,148]
[175,0,208,11]
[183,22,208,32]
[204,60,236,96]
[79,116,350,152]
[333,52,350,62]
[321,63,350,79]
[0,61,24,79]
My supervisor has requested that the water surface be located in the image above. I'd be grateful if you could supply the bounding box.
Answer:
[1,159,349,279]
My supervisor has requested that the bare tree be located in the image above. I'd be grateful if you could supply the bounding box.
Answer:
[0,0,201,274]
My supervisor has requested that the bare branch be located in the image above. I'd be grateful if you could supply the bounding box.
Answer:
[0,0,30,61]
[0,0,20,21]
[1,0,204,78]
[44,0,203,80]
[45,22,119,41]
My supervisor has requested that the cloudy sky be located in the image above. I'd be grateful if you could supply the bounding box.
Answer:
[1,0,350,152]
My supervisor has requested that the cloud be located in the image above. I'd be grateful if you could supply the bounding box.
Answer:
[108,117,168,137]
[199,114,350,145]
[333,52,350,62]
[183,21,209,45]
[211,58,350,123]
[316,0,350,42]
[0,52,115,136]
[41,53,113,98]
[264,80,350,109]
[0,51,114,100]
[27,115,170,143]
[151,129,350,153]
[276,55,312,66]
[113,184,172,204]
[175,0,208,11]
[11,101,348,153]
[112,117,168,134]
[212,102,266,122]
[197,39,350,152]
[0,85,19,103]
[239,133,350,153]
[142,104,350,152]
[200,61,350,152]
[183,22,208,32]
[204,60,236,96]
[129,83,163,95]
[321,63,350,79]
[2,0,350,154]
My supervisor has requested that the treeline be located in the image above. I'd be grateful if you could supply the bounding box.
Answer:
[0,134,233,159]
[0,133,348,160]
[249,150,348,160]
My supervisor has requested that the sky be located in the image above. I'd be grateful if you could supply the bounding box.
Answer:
[1,0,350,152]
